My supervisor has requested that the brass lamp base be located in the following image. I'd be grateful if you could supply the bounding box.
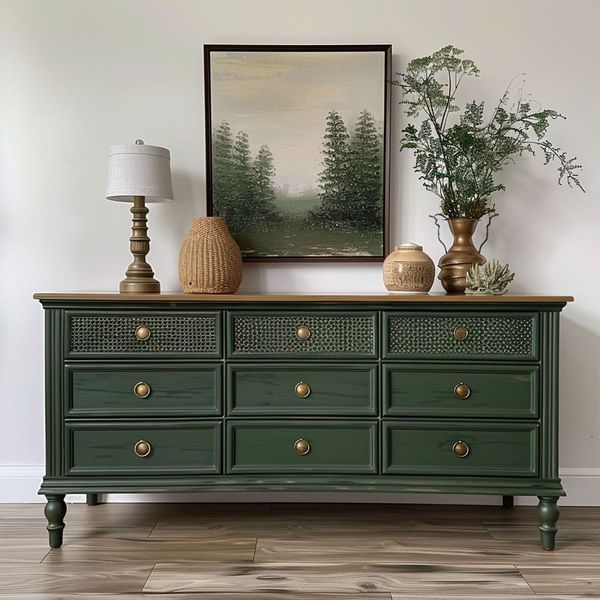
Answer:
[120,277,161,294]
[119,195,161,294]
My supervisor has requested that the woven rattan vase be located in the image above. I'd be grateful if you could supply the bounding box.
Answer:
[178,216,242,293]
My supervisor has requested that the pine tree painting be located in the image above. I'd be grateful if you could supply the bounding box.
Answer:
[206,46,390,259]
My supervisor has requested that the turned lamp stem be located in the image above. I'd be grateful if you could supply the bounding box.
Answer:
[120,195,160,293]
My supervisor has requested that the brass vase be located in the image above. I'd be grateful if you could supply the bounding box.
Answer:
[438,218,486,294]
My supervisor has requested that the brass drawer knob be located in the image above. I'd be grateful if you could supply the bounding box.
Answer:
[133,382,151,399]
[134,440,152,457]
[294,438,311,455]
[452,440,470,458]
[453,325,469,341]
[295,381,311,398]
[296,325,311,341]
[135,325,151,341]
[454,382,471,399]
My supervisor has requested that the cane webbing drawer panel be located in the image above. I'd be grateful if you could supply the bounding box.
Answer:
[228,311,377,358]
[384,312,537,360]
[67,312,221,357]
[35,292,571,551]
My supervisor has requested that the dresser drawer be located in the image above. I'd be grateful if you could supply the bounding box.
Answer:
[384,312,537,360]
[227,363,377,416]
[227,420,377,474]
[66,421,221,475]
[66,363,222,416]
[227,311,377,358]
[383,421,538,476]
[383,364,538,418]
[66,311,221,358]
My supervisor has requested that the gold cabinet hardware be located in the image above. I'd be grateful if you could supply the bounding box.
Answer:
[296,325,311,341]
[133,440,152,457]
[452,440,470,458]
[133,381,151,399]
[294,438,311,455]
[294,381,311,398]
[135,325,151,341]
[454,382,471,399]
[453,325,469,341]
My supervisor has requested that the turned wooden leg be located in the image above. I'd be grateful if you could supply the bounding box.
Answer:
[44,494,67,548]
[86,493,99,506]
[502,495,514,509]
[538,496,560,551]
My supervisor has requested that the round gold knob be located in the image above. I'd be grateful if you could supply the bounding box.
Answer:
[452,440,470,458]
[453,325,469,341]
[294,381,311,398]
[135,325,151,341]
[294,438,311,455]
[454,382,471,399]
[134,440,151,457]
[452,325,469,342]
[133,382,151,399]
[296,325,311,341]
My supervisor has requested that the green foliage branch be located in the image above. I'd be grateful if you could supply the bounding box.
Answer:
[396,45,584,220]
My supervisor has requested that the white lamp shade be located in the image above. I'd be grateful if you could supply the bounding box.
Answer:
[106,143,173,202]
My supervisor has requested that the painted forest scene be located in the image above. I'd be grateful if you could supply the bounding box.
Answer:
[207,49,388,258]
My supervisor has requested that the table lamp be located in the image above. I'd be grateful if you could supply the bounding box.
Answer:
[106,139,173,293]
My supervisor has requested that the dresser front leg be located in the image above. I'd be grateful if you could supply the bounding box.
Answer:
[502,495,514,508]
[44,494,67,548]
[537,496,560,550]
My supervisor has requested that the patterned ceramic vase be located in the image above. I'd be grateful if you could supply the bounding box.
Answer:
[383,243,435,293]
[178,216,242,293]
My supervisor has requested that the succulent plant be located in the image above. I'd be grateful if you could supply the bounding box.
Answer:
[466,259,515,295]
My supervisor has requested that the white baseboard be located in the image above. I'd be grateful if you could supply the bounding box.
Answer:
[1,465,599,505]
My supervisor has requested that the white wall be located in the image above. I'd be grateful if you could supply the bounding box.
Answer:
[1,0,599,503]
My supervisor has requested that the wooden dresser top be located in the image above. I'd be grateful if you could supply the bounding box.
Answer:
[33,292,574,303]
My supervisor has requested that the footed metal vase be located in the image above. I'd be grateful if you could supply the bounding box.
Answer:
[438,218,486,294]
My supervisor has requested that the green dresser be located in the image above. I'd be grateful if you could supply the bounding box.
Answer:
[34,292,571,550]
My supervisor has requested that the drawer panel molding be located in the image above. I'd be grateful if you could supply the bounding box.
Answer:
[66,363,222,416]
[227,363,377,416]
[383,363,539,418]
[383,420,538,477]
[66,421,221,475]
[227,420,377,474]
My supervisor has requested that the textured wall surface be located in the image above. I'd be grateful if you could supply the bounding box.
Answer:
[1,0,598,500]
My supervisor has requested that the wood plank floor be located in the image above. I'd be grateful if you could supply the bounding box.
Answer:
[0,502,599,598]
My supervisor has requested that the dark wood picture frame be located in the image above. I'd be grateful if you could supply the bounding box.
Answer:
[204,44,391,262]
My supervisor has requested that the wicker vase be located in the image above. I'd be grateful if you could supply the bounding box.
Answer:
[178,216,242,293]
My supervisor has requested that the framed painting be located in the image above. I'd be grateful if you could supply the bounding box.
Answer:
[204,44,391,262]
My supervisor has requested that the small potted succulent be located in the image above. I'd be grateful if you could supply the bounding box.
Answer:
[466,260,515,295]
[396,45,584,293]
